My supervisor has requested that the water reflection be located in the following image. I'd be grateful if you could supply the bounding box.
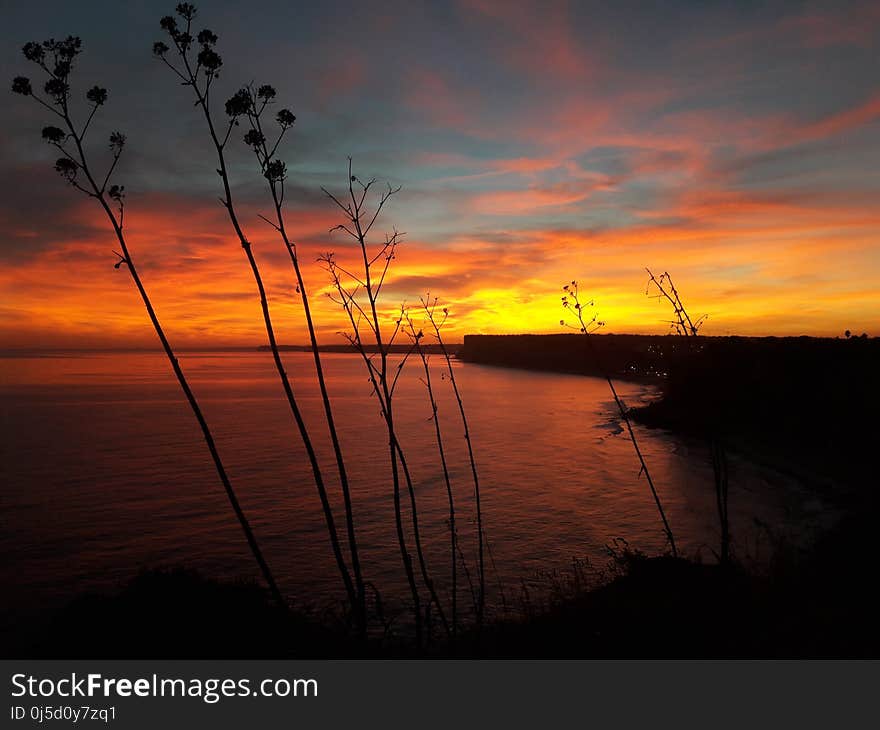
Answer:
[0,351,827,624]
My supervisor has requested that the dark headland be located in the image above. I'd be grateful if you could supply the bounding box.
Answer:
[459,332,878,489]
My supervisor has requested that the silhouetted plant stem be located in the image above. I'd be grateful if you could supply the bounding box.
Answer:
[457,538,479,621]
[711,437,730,565]
[393,420,451,640]
[405,313,458,643]
[645,268,708,337]
[320,163,448,645]
[562,282,677,557]
[388,426,423,645]
[237,85,366,634]
[323,250,423,645]
[646,268,730,564]
[11,36,284,608]
[483,529,510,618]
[607,370,677,557]
[422,298,486,629]
[154,5,358,621]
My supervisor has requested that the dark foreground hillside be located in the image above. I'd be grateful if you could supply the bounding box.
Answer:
[632,334,879,490]
[13,496,879,658]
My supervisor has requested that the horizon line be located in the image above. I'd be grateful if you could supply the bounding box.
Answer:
[1,330,874,354]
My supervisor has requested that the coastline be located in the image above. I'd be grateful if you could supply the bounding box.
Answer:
[458,333,878,495]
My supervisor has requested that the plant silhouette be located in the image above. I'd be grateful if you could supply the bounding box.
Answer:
[562,281,677,556]
[11,35,284,607]
[646,269,729,564]
[233,80,367,635]
[320,163,449,646]
[154,3,361,629]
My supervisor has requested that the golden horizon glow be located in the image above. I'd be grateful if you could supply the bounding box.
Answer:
[2,186,878,349]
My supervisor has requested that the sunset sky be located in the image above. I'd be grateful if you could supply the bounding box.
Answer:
[2,0,879,348]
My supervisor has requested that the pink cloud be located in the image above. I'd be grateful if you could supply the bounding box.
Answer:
[458,0,596,81]
[778,94,880,146]
[782,5,880,49]
[469,175,616,215]
[403,68,484,132]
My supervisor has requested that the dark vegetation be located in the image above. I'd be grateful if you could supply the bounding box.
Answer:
[10,3,878,658]
[10,31,284,609]
[561,281,677,557]
[11,3,484,654]
[635,334,879,489]
[16,502,880,658]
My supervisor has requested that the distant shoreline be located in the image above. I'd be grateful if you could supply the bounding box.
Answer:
[259,343,463,355]
[1,332,860,359]
[456,332,871,379]
[0,344,464,356]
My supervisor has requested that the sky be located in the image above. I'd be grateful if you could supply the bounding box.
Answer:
[2,0,879,347]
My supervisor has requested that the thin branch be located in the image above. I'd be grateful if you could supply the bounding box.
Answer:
[562,282,677,556]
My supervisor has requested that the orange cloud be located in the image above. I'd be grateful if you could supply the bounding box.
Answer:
[469,176,617,215]
[4,0,880,348]
[459,0,596,81]
[4,183,879,348]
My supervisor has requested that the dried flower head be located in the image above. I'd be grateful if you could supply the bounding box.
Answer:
[41,126,66,144]
[109,131,126,154]
[11,76,32,95]
[44,77,68,100]
[257,85,276,100]
[176,3,197,21]
[243,129,265,149]
[264,159,286,182]
[197,28,218,46]
[153,41,170,57]
[159,16,178,33]
[197,46,222,74]
[276,108,296,129]
[86,86,108,105]
[225,88,252,117]
[22,41,44,63]
[54,157,78,183]
[45,36,81,61]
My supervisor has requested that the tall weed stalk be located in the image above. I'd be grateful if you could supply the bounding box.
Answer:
[421,297,487,629]
[404,311,458,642]
[233,82,366,631]
[154,3,359,623]
[320,163,448,645]
[562,281,677,556]
[645,268,729,564]
[11,36,284,606]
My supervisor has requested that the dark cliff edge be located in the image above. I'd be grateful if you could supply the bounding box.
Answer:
[459,333,879,491]
[459,333,687,381]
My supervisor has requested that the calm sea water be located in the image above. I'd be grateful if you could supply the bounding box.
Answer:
[0,350,830,628]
